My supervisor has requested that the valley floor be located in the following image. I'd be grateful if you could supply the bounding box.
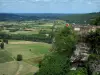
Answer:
[0,40,51,75]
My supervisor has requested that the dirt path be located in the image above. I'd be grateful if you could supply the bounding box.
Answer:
[15,62,23,75]
[9,41,36,44]
[15,61,39,75]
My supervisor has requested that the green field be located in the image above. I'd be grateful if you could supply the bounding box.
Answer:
[0,50,13,63]
[0,40,51,75]
[5,40,51,59]
[0,61,19,75]
[0,61,38,75]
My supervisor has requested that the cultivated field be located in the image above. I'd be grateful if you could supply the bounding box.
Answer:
[5,40,51,60]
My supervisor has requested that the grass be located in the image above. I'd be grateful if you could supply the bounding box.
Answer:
[0,40,50,75]
[24,56,43,66]
[0,50,13,63]
[0,61,19,75]
[17,61,38,75]
[5,40,51,65]
[5,41,51,59]
[0,61,38,75]
[26,72,34,75]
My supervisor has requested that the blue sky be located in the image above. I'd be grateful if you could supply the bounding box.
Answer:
[0,0,100,13]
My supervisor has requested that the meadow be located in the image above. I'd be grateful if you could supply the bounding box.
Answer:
[0,40,51,75]
[5,40,51,59]
[0,50,13,63]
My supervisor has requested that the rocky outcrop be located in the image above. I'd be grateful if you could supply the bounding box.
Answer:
[70,43,89,70]
[88,59,100,75]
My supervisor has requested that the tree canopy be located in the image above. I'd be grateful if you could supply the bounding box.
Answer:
[54,26,77,55]
[90,16,100,25]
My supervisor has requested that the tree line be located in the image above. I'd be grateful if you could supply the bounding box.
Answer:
[90,16,100,25]
[0,32,52,43]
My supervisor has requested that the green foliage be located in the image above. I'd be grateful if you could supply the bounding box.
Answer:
[90,16,100,25]
[67,68,88,75]
[3,39,8,44]
[39,30,51,34]
[9,28,19,32]
[86,29,100,54]
[36,27,77,75]
[88,54,100,61]
[17,54,23,61]
[60,12,100,24]
[0,32,10,39]
[0,12,100,24]
[94,72,100,75]
[54,26,77,55]
[36,53,70,75]
[1,42,4,49]
[0,32,52,43]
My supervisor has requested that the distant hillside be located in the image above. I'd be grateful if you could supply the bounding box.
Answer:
[0,13,60,21]
[90,16,100,25]
[0,12,100,24]
[0,13,39,21]
[59,12,100,24]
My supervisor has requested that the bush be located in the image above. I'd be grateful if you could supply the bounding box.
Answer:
[17,54,23,61]
[0,42,4,49]
[67,68,88,75]
[3,39,8,44]
[36,53,71,75]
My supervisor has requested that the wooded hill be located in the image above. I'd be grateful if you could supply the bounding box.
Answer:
[0,12,100,24]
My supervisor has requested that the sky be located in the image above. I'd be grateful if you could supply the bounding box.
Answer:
[0,0,100,13]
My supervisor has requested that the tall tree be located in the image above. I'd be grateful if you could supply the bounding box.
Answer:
[53,26,77,55]
[36,26,77,75]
